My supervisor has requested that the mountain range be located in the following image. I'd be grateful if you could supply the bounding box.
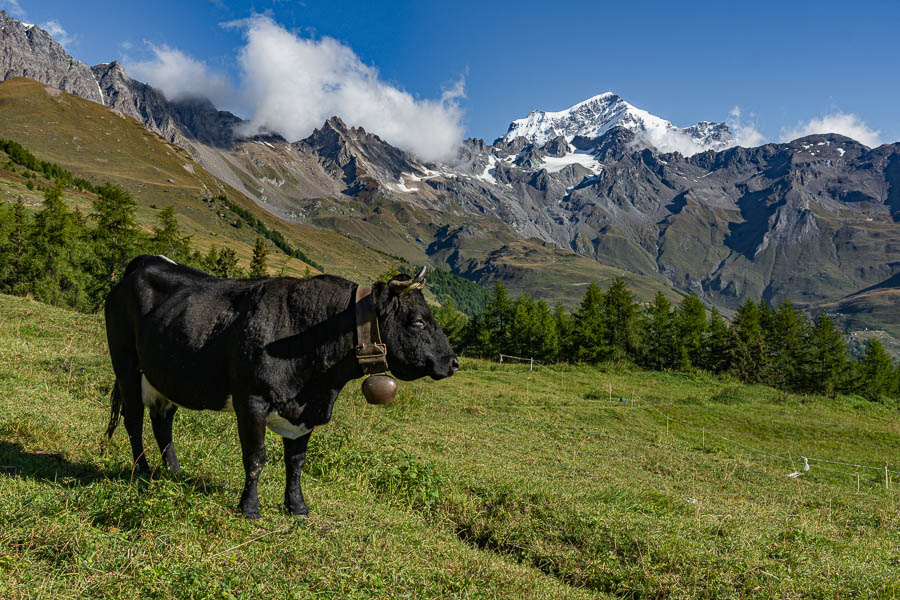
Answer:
[1,11,897,345]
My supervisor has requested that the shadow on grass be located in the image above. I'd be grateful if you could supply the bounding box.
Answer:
[0,440,226,494]
[0,440,116,486]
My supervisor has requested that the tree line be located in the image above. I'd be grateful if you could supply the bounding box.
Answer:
[0,184,273,312]
[212,194,323,271]
[434,280,900,402]
[1,137,96,194]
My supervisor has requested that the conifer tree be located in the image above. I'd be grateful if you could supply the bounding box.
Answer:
[24,186,90,309]
[603,277,639,362]
[859,338,895,401]
[553,301,574,361]
[534,299,560,361]
[508,296,559,361]
[508,295,533,357]
[675,294,706,368]
[249,238,269,278]
[644,291,677,370]
[214,247,241,278]
[771,300,809,390]
[433,297,467,352]
[702,307,730,373]
[0,197,27,292]
[202,246,220,273]
[151,205,192,263]
[807,314,848,395]
[731,299,770,383]
[91,182,140,301]
[478,283,513,357]
[574,282,608,362]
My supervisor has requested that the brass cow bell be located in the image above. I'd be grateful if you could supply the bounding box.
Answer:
[362,374,398,405]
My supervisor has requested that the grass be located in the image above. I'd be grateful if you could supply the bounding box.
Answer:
[1,292,899,599]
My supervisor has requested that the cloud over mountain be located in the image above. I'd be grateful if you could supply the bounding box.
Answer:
[229,15,465,162]
[728,106,766,148]
[780,113,882,147]
[121,15,465,161]
[125,43,234,104]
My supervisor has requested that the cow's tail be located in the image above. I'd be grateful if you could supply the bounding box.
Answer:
[105,381,123,440]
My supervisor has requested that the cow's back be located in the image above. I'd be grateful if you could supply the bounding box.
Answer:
[105,256,256,410]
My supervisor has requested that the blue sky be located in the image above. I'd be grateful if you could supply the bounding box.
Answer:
[8,0,900,154]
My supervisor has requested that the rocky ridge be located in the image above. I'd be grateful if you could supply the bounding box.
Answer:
[0,11,103,103]
[1,12,242,149]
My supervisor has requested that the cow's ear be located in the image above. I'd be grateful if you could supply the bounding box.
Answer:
[388,266,426,294]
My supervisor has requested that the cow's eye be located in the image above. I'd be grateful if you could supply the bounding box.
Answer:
[412,319,426,329]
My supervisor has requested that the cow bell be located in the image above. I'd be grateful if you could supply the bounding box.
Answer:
[362,374,398,405]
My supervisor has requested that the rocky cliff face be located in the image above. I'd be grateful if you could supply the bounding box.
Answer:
[0,11,103,103]
[0,12,242,148]
[90,61,241,147]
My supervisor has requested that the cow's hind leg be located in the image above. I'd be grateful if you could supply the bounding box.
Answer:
[150,404,180,473]
[234,395,268,518]
[118,374,151,475]
[283,432,311,517]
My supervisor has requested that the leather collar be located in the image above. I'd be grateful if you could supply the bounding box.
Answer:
[355,285,389,374]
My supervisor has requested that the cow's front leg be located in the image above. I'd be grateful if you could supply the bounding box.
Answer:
[283,432,312,517]
[234,395,268,519]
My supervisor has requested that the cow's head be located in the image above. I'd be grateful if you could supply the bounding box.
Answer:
[373,268,459,381]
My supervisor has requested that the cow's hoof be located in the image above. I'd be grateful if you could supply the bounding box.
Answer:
[238,505,261,520]
[285,503,309,518]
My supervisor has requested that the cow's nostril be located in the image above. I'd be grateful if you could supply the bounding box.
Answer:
[450,357,460,373]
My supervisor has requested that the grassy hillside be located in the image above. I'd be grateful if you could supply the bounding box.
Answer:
[1,293,898,599]
[0,77,400,283]
[815,287,900,341]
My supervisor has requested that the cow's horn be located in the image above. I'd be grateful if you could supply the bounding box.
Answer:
[413,266,426,286]
[388,266,427,294]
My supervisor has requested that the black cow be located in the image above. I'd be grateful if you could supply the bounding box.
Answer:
[104,255,458,518]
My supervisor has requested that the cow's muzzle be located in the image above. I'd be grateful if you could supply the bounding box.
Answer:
[432,355,459,380]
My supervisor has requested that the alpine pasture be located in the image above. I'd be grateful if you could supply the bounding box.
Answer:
[0,293,898,599]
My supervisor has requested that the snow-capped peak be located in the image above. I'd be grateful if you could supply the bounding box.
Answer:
[502,93,734,156]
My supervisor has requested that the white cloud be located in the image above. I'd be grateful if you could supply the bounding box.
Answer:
[780,113,882,147]
[727,105,766,148]
[228,15,465,162]
[635,129,708,157]
[2,0,25,18]
[39,20,75,49]
[125,43,234,105]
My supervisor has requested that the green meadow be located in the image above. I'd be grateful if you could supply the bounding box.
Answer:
[0,292,898,599]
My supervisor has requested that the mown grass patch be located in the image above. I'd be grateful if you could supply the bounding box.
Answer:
[1,293,899,598]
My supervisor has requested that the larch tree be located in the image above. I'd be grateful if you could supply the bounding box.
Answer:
[249,238,269,278]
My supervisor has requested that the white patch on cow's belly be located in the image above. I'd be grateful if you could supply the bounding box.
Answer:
[266,407,310,439]
[141,374,178,412]
[142,374,306,437]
